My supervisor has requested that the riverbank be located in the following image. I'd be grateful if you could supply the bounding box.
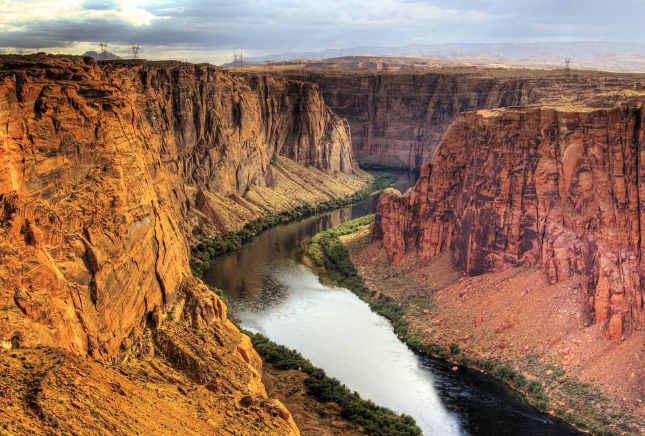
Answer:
[261,361,370,436]
[190,166,398,276]
[249,332,422,436]
[306,217,645,436]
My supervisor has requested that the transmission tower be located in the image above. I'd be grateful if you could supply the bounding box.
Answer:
[233,50,244,72]
[98,41,109,61]
[565,58,572,75]
[131,44,140,59]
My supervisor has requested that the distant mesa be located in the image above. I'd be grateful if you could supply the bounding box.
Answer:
[239,42,645,73]
[82,50,122,61]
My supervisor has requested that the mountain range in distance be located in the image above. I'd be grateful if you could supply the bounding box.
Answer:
[230,41,645,72]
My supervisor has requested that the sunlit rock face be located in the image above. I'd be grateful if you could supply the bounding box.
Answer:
[0,54,354,359]
[374,105,645,338]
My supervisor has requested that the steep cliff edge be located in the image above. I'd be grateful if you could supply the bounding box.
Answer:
[0,54,361,435]
[374,104,645,337]
[0,54,356,358]
[283,68,645,169]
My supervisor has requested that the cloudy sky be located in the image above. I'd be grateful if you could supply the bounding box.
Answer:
[1,0,644,64]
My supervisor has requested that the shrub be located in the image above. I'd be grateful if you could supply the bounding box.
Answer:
[528,381,544,395]
[512,372,527,388]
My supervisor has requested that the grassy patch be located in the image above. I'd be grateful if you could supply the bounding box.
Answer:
[248,331,421,436]
[190,171,398,277]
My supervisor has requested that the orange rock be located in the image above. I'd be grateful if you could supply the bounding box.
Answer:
[608,313,624,339]
[240,395,254,407]
[296,68,637,171]
[150,306,163,329]
[0,54,355,358]
[474,313,484,326]
[374,105,645,336]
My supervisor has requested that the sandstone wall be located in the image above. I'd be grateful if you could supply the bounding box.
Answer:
[0,55,354,358]
[374,105,645,337]
[288,70,645,170]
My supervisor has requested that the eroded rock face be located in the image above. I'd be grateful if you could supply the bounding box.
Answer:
[374,105,645,336]
[289,70,645,170]
[0,278,300,436]
[0,54,354,358]
[305,73,532,169]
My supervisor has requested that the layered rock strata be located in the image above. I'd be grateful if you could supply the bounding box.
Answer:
[284,69,645,169]
[0,53,362,435]
[374,105,645,337]
[0,54,355,359]
[0,278,299,436]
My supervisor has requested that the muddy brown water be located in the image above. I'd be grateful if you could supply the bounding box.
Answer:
[204,172,582,436]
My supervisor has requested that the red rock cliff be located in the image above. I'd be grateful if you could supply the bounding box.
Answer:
[287,69,645,170]
[374,105,645,337]
[0,54,354,359]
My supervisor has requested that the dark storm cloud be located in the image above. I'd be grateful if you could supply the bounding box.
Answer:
[2,0,645,56]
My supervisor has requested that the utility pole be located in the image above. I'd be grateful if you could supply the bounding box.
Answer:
[131,44,140,59]
[98,41,109,61]
[233,50,244,72]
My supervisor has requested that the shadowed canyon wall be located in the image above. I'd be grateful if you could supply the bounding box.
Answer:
[285,69,645,170]
[373,105,645,338]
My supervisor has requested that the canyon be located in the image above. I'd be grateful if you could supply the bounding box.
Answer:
[3,51,645,436]
[373,104,645,337]
[369,103,645,433]
[0,54,363,435]
[270,59,645,169]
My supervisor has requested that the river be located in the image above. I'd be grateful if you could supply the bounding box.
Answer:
[204,172,581,436]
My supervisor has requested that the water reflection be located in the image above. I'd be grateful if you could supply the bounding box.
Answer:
[205,172,581,436]
[207,200,373,315]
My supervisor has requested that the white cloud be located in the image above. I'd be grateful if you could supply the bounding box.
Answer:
[0,0,157,29]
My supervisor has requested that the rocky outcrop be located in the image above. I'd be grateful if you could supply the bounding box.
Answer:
[302,72,532,169]
[286,69,645,169]
[374,105,645,337]
[0,54,355,359]
[0,278,300,436]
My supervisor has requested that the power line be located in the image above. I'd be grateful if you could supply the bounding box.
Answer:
[98,41,109,61]
[131,44,140,59]
[233,50,244,72]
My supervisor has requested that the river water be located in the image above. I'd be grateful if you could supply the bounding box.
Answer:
[204,173,581,436]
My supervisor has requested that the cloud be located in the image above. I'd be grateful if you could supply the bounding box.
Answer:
[82,0,119,11]
[1,0,644,64]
